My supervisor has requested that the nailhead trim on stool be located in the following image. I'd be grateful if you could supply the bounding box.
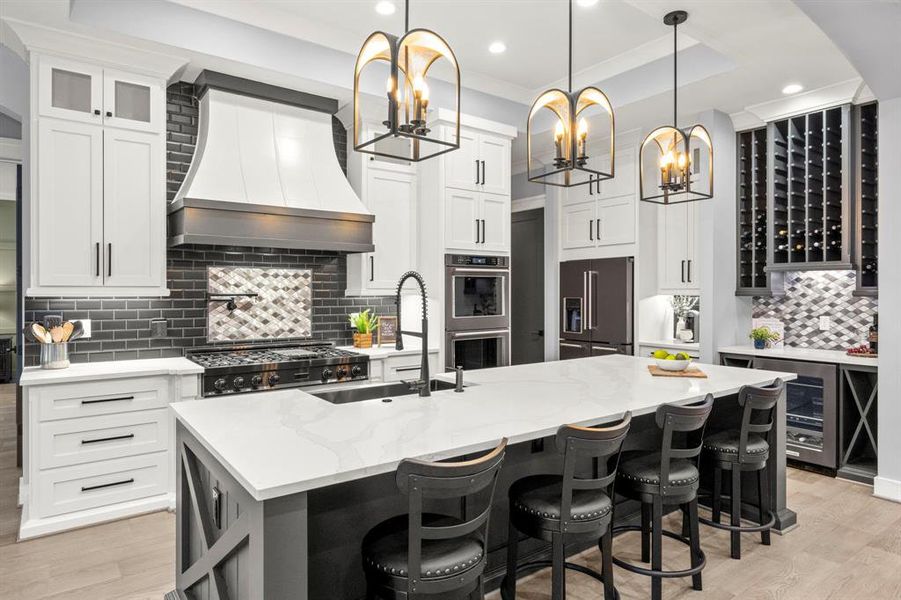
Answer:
[364,548,484,578]
[512,500,613,521]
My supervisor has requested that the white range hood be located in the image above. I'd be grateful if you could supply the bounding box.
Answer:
[169,80,374,252]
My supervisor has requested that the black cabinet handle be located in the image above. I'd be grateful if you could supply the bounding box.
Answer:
[95,242,100,277]
[81,395,135,405]
[687,259,692,283]
[589,175,594,195]
[596,177,601,195]
[481,219,486,244]
[107,243,112,277]
[596,218,601,240]
[475,219,480,243]
[105,111,113,118]
[681,260,686,283]
[480,160,485,185]
[81,433,135,445]
[212,486,222,529]
[589,220,593,241]
[369,256,374,282]
[93,109,101,116]
[475,160,479,184]
[81,478,134,492]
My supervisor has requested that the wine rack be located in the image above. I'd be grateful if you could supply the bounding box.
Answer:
[854,101,878,296]
[767,105,852,271]
[736,127,771,294]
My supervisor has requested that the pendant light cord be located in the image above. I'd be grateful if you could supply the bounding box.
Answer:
[568,0,573,93]
[673,17,678,128]
[405,0,409,32]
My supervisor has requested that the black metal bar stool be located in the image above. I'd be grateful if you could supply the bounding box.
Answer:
[361,438,507,599]
[501,412,632,600]
[611,396,713,600]
[698,379,784,559]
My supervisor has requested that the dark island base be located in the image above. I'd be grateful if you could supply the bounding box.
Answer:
[173,392,796,600]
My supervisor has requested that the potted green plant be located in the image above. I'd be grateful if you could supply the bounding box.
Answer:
[348,309,377,349]
[749,326,780,350]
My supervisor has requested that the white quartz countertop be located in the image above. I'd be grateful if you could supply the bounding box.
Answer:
[19,357,203,386]
[639,339,700,352]
[718,345,878,368]
[171,355,795,502]
[336,342,439,359]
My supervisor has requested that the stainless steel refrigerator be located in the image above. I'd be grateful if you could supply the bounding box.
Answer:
[559,257,634,359]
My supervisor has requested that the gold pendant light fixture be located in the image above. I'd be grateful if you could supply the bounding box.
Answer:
[353,0,460,162]
[639,10,713,205]
[527,0,615,188]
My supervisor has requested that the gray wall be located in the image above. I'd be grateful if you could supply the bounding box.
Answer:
[22,82,394,365]
[0,113,21,139]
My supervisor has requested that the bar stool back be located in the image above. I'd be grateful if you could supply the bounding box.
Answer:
[701,379,784,559]
[612,395,714,600]
[362,438,507,599]
[503,413,632,600]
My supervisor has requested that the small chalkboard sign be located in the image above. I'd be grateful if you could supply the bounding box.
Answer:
[377,316,398,346]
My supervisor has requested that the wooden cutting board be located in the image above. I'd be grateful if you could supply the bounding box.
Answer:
[647,365,708,378]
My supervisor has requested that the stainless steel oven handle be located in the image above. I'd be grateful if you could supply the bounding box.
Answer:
[448,329,508,339]
[559,342,583,349]
[450,268,509,274]
[589,271,598,330]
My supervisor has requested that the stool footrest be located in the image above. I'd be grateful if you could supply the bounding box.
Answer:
[696,492,776,533]
[500,560,620,600]
[611,525,706,579]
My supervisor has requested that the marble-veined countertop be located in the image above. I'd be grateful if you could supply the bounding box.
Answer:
[718,345,877,368]
[170,355,795,501]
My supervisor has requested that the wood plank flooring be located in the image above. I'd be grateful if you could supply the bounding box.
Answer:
[1,383,899,599]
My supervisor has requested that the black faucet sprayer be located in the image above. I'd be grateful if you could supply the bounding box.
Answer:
[395,271,430,397]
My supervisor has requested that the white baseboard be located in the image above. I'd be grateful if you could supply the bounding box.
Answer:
[18,494,171,540]
[873,476,901,503]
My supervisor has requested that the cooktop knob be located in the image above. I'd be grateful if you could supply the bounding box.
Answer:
[268,374,280,386]
[321,368,334,382]
[213,378,226,392]
[351,365,363,377]
[336,367,348,378]
[233,376,245,390]
[251,375,263,388]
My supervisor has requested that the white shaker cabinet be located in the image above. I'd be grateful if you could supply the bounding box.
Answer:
[560,181,635,250]
[445,190,510,253]
[27,53,168,296]
[657,201,700,294]
[444,127,511,196]
[443,127,480,191]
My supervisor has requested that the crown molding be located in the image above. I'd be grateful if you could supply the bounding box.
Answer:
[743,78,865,122]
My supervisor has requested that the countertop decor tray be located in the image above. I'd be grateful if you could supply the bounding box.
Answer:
[647,365,708,378]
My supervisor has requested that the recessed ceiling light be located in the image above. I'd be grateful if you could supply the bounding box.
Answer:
[782,83,804,95]
[489,41,506,54]
[577,0,600,6]
[374,1,396,16]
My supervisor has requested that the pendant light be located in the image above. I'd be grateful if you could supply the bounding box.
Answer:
[353,0,460,162]
[639,10,713,205]
[527,0,615,188]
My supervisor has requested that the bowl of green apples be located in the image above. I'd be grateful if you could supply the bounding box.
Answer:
[651,349,693,372]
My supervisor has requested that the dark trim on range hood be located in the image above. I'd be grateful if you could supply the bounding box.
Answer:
[193,71,338,115]
[167,198,375,253]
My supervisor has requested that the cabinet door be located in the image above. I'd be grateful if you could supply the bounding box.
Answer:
[38,57,104,126]
[479,193,510,253]
[596,196,635,246]
[560,194,596,250]
[445,188,481,251]
[657,202,692,292]
[478,133,511,196]
[102,70,163,133]
[103,129,164,288]
[365,167,416,291]
[685,202,700,287]
[36,118,104,288]
[444,127,480,192]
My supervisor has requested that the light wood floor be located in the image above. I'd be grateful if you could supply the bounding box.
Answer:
[1,383,900,599]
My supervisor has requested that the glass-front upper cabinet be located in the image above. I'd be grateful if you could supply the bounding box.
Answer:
[38,56,104,125]
[102,69,163,133]
[38,58,162,133]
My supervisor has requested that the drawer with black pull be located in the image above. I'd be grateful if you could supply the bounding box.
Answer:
[38,409,168,469]
[33,376,169,422]
[35,452,168,518]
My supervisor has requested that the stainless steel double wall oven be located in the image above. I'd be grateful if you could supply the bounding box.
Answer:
[444,254,510,371]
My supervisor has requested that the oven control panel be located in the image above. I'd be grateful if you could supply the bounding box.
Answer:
[446,254,509,267]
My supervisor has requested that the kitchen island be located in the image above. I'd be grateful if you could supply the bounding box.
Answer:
[170,355,796,600]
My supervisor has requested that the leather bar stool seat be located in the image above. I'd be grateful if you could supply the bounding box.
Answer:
[362,514,484,581]
[617,451,700,498]
[510,474,613,527]
[702,430,769,464]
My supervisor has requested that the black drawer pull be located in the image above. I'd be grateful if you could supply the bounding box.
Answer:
[81,478,134,492]
[82,433,135,445]
[395,365,422,373]
[81,395,135,405]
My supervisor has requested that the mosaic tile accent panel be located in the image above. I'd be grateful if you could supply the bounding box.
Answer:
[207,267,312,342]
[753,271,877,350]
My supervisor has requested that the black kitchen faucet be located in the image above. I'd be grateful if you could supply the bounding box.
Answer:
[395,271,430,397]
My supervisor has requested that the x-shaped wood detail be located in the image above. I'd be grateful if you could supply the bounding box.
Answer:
[841,370,878,464]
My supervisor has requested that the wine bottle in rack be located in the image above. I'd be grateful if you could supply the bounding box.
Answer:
[795,243,805,251]
[776,244,789,251]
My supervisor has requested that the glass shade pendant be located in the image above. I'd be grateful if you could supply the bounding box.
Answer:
[527,0,614,188]
[639,10,713,205]
[353,0,460,162]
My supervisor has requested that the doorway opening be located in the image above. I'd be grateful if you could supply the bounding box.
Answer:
[511,207,545,365]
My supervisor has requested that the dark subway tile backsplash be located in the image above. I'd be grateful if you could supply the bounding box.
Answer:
[22,81,393,366]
